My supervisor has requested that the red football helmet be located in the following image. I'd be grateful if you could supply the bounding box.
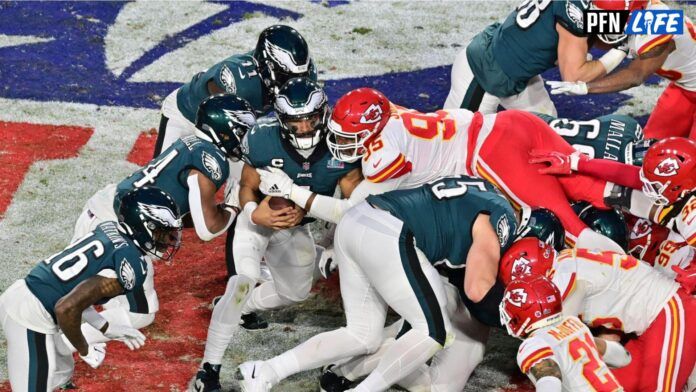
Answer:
[625,213,670,265]
[591,0,648,45]
[500,275,563,338]
[499,237,556,286]
[640,137,696,205]
[326,88,391,162]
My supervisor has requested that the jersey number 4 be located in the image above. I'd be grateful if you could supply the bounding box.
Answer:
[133,149,179,188]
[43,234,105,282]
[516,0,552,29]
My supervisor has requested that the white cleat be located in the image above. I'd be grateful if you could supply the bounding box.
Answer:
[237,361,271,392]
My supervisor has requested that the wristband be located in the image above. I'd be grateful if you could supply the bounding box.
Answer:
[598,48,627,74]
[290,185,313,210]
[243,202,259,226]
[535,376,562,392]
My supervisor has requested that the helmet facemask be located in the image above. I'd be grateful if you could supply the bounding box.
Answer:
[640,168,671,206]
[148,223,182,262]
[326,121,374,163]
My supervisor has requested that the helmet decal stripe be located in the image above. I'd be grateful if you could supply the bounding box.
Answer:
[265,40,309,73]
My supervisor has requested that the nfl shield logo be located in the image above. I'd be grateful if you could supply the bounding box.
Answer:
[303,162,310,171]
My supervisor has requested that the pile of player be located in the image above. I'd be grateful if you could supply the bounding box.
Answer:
[2,0,696,391]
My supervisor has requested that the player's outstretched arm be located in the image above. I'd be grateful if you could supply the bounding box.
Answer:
[529,359,563,392]
[586,40,674,94]
[55,276,124,361]
[556,24,622,82]
[187,169,237,241]
[594,337,632,368]
[464,214,502,304]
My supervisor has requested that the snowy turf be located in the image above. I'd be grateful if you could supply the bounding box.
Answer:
[0,1,694,390]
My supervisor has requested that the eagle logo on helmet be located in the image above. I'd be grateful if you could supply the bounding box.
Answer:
[360,104,383,124]
[137,202,180,228]
[264,41,309,73]
[511,256,533,278]
[222,109,256,129]
[507,288,528,307]
[654,157,680,177]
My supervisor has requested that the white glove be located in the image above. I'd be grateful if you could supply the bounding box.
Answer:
[80,343,106,368]
[318,246,337,279]
[546,80,588,96]
[224,179,240,208]
[257,167,294,199]
[104,323,146,350]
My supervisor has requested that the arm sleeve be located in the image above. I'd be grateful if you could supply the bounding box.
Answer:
[187,174,234,241]
[305,178,401,224]
[576,158,642,190]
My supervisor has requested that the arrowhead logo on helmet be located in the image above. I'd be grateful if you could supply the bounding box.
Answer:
[507,288,528,307]
[511,256,533,278]
[654,157,680,177]
[359,104,383,124]
[630,218,652,239]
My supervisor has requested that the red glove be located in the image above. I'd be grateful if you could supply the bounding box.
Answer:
[529,149,588,175]
[672,263,696,295]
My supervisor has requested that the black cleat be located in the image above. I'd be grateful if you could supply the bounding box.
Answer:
[240,312,268,330]
[319,367,353,392]
[191,362,221,392]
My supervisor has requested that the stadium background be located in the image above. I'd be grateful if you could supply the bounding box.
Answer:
[0,1,693,390]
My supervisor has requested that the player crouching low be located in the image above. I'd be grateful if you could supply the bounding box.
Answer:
[500,238,696,391]
[500,275,628,391]
[0,187,182,391]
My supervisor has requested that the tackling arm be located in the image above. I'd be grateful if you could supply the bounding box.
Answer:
[55,276,124,356]
[187,169,236,241]
[556,24,621,81]
[587,41,673,94]
[464,214,503,303]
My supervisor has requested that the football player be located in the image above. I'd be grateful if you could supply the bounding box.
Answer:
[443,0,629,114]
[154,24,317,156]
[499,238,696,392]
[237,175,517,392]
[501,275,628,392]
[260,88,653,252]
[0,187,182,391]
[192,78,362,392]
[529,137,696,277]
[534,112,652,165]
[70,95,253,343]
[548,1,696,140]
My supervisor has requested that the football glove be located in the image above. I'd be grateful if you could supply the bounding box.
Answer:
[80,343,106,368]
[257,167,293,199]
[318,246,336,279]
[529,149,588,175]
[104,323,146,350]
[547,81,588,96]
[672,263,696,295]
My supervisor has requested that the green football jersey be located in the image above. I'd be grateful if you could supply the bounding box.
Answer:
[176,51,318,123]
[535,113,644,164]
[116,135,228,215]
[367,176,518,268]
[25,221,147,322]
[243,118,360,197]
[468,0,588,97]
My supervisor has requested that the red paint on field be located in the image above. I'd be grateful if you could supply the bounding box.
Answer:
[0,121,92,217]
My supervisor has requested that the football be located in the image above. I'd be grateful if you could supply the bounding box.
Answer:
[268,196,296,210]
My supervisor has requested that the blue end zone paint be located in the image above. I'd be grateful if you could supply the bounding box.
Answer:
[0,1,656,126]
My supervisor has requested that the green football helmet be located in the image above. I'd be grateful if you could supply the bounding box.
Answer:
[254,25,315,93]
[118,186,183,261]
[627,138,657,166]
[517,207,566,251]
[274,77,328,150]
[195,94,256,161]
[572,201,630,251]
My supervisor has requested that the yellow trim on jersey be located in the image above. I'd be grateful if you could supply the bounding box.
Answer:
[475,162,521,210]
[520,347,554,374]
[367,154,406,183]
[638,34,674,56]
[662,297,681,391]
